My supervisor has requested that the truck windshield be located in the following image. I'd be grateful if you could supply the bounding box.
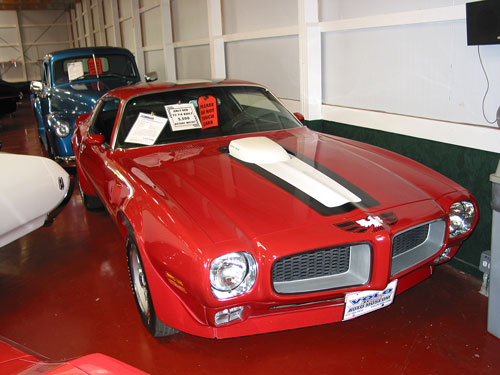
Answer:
[53,54,137,85]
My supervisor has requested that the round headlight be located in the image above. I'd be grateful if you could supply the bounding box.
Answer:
[449,201,475,238]
[55,121,71,138]
[210,252,257,299]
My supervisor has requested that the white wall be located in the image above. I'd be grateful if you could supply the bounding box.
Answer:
[0,9,73,82]
[2,0,499,153]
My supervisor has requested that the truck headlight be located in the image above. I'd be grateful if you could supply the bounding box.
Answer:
[210,252,257,299]
[48,114,71,138]
[55,120,71,138]
[449,201,475,238]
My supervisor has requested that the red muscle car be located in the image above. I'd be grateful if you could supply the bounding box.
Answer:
[0,337,147,374]
[71,80,477,339]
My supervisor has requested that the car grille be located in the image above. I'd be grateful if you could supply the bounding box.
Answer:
[273,247,350,282]
[272,244,371,294]
[391,219,446,276]
[392,223,430,257]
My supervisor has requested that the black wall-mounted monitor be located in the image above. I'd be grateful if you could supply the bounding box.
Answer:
[466,0,500,45]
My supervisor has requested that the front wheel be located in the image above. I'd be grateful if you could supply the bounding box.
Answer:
[126,234,179,337]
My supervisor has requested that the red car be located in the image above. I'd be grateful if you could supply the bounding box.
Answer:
[72,80,477,339]
[0,337,147,374]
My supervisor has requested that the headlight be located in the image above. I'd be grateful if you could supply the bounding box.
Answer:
[55,120,71,138]
[48,114,71,138]
[210,252,257,299]
[449,201,475,238]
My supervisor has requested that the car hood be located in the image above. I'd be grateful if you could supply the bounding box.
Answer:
[119,128,457,245]
[51,78,137,116]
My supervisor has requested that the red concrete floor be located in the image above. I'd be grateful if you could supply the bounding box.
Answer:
[1,100,500,375]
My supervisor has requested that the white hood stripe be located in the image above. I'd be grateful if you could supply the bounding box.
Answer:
[259,155,361,208]
[228,137,378,216]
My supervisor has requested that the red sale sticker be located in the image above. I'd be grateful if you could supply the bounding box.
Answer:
[88,58,102,75]
[197,95,218,129]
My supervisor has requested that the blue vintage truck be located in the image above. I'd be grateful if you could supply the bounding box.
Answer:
[31,47,154,166]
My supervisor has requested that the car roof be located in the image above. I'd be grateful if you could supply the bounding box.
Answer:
[45,47,134,61]
[102,79,265,101]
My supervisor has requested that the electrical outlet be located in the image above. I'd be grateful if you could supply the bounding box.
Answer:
[480,250,491,273]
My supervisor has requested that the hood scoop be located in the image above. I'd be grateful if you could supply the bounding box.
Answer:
[229,136,290,164]
[228,137,361,209]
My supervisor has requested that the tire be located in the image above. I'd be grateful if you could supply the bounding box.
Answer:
[78,177,102,210]
[126,234,179,337]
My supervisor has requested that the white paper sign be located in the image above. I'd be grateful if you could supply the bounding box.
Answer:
[67,61,84,81]
[124,112,168,146]
[165,103,202,131]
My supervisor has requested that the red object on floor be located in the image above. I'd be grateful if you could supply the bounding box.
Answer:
[1,101,499,374]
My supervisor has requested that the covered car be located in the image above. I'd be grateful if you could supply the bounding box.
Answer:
[31,47,142,166]
[71,80,477,339]
[0,153,72,248]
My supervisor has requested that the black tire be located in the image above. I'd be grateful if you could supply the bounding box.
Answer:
[78,177,102,210]
[126,234,179,337]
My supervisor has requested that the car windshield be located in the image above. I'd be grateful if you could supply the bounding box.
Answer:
[115,85,302,149]
[53,54,137,85]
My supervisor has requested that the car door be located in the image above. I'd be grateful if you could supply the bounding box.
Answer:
[79,97,125,214]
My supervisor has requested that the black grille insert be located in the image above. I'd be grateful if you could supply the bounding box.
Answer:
[272,247,351,283]
[392,224,430,257]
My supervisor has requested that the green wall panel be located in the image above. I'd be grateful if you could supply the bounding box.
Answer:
[306,120,499,279]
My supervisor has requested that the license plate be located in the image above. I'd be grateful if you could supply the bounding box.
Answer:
[343,279,398,321]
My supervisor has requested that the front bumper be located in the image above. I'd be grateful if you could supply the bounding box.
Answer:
[54,155,76,168]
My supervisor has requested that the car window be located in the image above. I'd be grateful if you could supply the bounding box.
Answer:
[115,86,302,149]
[53,54,137,85]
[89,97,121,145]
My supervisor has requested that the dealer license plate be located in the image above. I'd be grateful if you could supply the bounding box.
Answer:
[343,279,398,321]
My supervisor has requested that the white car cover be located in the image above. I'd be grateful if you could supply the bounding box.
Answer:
[0,153,71,247]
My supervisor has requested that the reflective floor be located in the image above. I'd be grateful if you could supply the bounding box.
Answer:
[1,101,499,374]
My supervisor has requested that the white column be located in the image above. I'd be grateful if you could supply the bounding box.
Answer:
[160,0,177,81]
[131,0,146,78]
[14,10,27,82]
[82,0,95,46]
[76,3,85,47]
[207,0,226,79]
[109,0,122,47]
[95,0,106,46]
[68,10,76,48]
[298,0,322,120]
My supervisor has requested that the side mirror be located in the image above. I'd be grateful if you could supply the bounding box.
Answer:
[144,71,158,82]
[87,134,105,146]
[76,113,91,128]
[30,81,43,93]
[293,112,305,122]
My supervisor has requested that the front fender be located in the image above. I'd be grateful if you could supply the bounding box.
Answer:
[118,208,215,337]
[46,113,76,158]
[32,97,47,147]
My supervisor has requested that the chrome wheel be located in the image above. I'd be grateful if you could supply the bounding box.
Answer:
[130,242,150,320]
[126,233,180,337]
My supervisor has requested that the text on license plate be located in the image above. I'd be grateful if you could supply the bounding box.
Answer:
[343,279,398,321]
